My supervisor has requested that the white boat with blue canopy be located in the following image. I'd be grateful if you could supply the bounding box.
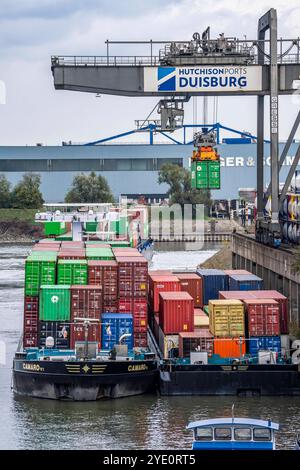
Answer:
[187,418,279,450]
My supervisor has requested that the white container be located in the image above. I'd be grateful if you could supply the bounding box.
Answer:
[158,326,179,359]
[258,350,277,364]
[280,334,290,358]
[190,352,208,365]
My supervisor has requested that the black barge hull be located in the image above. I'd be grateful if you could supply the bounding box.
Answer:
[13,358,158,401]
[159,364,300,396]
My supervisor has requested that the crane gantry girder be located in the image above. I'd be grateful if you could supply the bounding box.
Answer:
[51,63,300,97]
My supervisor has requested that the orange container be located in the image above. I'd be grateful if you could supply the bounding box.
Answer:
[214,337,246,358]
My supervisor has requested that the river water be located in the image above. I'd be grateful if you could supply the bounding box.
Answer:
[0,243,299,450]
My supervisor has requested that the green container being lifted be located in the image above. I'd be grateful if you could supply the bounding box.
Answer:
[44,221,67,236]
[57,259,88,285]
[191,160,221,190]
[208,161,221,189]
[25,253,57,296]
[39,285,71,321]
[85,222,98,232]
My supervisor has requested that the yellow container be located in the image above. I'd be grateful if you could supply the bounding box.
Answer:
[209,299,244,337]
[194,315,209,328]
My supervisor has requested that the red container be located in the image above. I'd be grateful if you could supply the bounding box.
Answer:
[39,239,61,245]
[23,332,38,348]
[70,323,100,348]
[159,291,194,334]
[113,248,142,256]
[149,275,181,312]
[179,330,214,358]
[219,291,257,300]
[57,250,86,259]
[134,332,147,348]
[219,290,288,334]
[175,273,203,308]
[118,298,148,332]
[247,290,288,334]
[23,296,39,347]
[70,286,103,319]
[88,261,118,298]
[149,270,173,276]
[244,299,280,336]
[32,244,60,251]
[116,256,148,298]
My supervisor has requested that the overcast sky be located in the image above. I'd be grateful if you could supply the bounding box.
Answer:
[0,0,300,145]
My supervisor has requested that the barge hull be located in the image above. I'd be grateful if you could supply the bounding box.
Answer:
[13,359,158,401]
[159,365,300,396]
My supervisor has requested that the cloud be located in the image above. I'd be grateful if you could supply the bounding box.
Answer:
[0,0,300,144]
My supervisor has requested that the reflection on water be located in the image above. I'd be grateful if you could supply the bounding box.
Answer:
[0,243,299,450]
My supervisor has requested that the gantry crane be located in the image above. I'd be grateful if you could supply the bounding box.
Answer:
[51,9,300,247]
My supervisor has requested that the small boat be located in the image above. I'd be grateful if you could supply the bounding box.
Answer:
[187,417,279,450]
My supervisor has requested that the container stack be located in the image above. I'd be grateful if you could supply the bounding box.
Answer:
[23,239,149,351]
[209,299,246,358]
[147,267,288,363]
[113,249,148,347]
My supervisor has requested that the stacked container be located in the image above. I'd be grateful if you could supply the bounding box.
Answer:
[57,259,88,285]
[196,269,227,305]
[194,308,209,329]
[88,260,118,313]
[25,252,57,296]
[209,299,246,358]
[159,292,194,334]
[23,296,39,347]
[178,330,214,358]
[244,299,280,358]
[39,322,70,349]
[248,290,289,334]
[115,254,148,347]
[175,273,203,307]
[101,313,133,350]
[228,273,263,291]
[149,274,181,313]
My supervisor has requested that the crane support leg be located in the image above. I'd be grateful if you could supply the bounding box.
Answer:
[279,143,300,203]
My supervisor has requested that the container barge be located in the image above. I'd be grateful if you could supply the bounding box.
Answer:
[12,213,300,399]
[13,208,158,401]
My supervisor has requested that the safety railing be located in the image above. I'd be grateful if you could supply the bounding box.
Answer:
[51,37,300,67]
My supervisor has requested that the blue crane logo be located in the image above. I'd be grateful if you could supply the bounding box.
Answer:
[158,67,176,91]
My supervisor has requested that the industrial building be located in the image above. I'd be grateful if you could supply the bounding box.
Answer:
[0,140,299,202]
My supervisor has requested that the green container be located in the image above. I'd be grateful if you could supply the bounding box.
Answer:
[57,260,88,285]
[208,161,221,189]
[25,254,57,296]
[85,247,114,260]
[196,161,209,189]
[29,251,58,258]
[55,235,73,241]
[85,222,98,232]
[203,305,209,316]
[44,221,67,236]
[39,285,70,321]
[191,161,197,189]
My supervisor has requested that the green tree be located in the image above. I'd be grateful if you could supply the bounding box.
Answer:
[0,174,12,208]
[158,163,211,208]
[11,173,44,209]
[65,172,115,203]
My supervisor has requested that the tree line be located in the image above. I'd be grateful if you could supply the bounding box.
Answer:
[0,164,211,209]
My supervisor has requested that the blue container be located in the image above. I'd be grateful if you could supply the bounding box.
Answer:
[101,313,133,350]
[248,336,281,356]
[196,269,228,305]
[228,274,263,291]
